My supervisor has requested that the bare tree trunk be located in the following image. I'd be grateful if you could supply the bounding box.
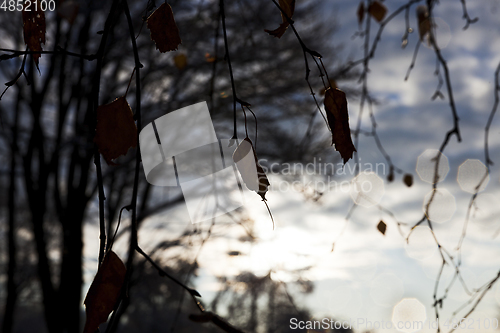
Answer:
[59,214,84,333]
[23,70,61,333]
[2,88,20,333]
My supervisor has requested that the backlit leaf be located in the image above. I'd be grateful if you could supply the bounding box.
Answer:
[377,220,387,235]
[94,97,137,165]
[233,138,270,200]
[174,53,187,70]
[147,3,182,52]
[368,1,387,23]
[324,88,356,164]
[264,0,295,38]
[22,0,46,69]
[83,251,126,333]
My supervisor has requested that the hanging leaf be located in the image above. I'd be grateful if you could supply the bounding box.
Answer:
[233,138,270,200]
[94,97,137,165]
[377,220,387,235]
[403,174,413,187]
[324,88,356,164]
[83,251,126,333]
[416,5,431,43]
[174,53,187,70]
[147,3,182,52]
[368,1,387,23]
[22,0,46,69]
[357,1,365,27]
[264,0,295,38]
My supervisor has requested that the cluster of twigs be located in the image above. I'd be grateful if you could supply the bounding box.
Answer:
[334,1,500,332]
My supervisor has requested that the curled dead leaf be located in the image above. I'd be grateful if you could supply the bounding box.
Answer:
[324,88,356,164]
[264,0,295,38]
[377,220,387,235]
[94,97,137,165]
[22,0,46,69]
[368,1,387,23]
[147,3,182,52]
[83,251,126,333]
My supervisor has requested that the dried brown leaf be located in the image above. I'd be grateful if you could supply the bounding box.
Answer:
[147,3,182,52]
[377,220,387,235]
[22,0,46,68]
[264,0,295,38]
[83,251,126,333]
[324,88,356,164]
[368,1,387,23]
[94,97,137,165]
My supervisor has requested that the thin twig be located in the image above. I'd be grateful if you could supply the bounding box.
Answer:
[220,0,238,140]
[459,0,478,30]
[91,0,124,267]
[0,47,95,61]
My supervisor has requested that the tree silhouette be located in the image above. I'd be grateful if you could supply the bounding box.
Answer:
[0,0,351,332]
